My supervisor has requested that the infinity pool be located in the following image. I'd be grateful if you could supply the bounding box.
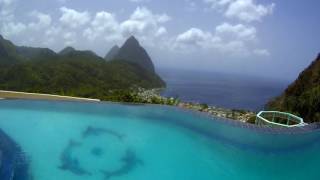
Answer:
[0,100,320,180]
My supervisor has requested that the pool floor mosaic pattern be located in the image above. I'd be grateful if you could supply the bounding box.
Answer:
[0,100,320,180]
[58,126,143,179]
[0,129,30,180]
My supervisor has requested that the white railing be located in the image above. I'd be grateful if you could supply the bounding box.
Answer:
[256,111,307,128]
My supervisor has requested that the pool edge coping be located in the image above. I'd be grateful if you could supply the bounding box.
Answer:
[1,98,319,135]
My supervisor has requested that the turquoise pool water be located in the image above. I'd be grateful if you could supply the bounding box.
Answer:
[0,100,320,180]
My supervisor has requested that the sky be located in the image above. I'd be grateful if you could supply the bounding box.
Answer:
[0,0,319,81]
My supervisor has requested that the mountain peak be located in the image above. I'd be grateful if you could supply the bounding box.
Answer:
[114,36,155,72]
[105,45,120,61]
[124,36,140,46]
[128,35,138,41]
[59,46,76,55]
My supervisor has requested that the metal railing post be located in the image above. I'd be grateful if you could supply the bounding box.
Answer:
[272,112,275,122]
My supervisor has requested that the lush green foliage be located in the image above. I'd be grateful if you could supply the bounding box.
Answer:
[105,89,180,105]
[0,35,166,102]
[267,54,320,123]
[247,116,257,124]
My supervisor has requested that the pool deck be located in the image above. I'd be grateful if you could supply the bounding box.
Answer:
[0,90,100,102]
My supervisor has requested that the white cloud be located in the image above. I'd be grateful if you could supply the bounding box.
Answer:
[57,0,68,3]
[0,1,270,59]
[81,6,170,47]
[120,6,171,39]
[185,0,197,12]
[225,0,275,22]
[28,11,52,30]
[204,0,274,22]
[44,26,62,45]
[204,0,233,8]
[253,49,270,56]
[174,28,224,53]
[155,27,167,36]
[1,22,26,37]
[215,40,249,55]
[0,0,15,21]
[0,0,14,5]
[83,11,120,41]
[59,7,90,28]
[215,23,256,41]
[176,28,213,46]
[195,0,274,56]
[45,26,62,37]
[63,31,76,46]
[174,22,267,56]
[0,0,18,37]
[1,11,52,38]
[157,14,171,23]
[129,0,149,3]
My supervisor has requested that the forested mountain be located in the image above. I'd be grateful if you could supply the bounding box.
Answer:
[267,53,320,123]
[106,36,155,73]
[104,45,120,61]
[0,35,165,101]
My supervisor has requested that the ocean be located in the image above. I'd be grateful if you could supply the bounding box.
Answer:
[159,69,290,111]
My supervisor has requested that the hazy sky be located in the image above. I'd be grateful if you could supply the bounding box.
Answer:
[0,0,319,80]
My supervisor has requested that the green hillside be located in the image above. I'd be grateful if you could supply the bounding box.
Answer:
[110,36,156,73]
[267,54,320,123]
[0,35,166,101]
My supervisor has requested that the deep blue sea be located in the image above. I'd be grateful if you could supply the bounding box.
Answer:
[159,69,290,111]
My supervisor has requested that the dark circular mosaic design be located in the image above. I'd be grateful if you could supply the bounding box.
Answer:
[58,126,143,179]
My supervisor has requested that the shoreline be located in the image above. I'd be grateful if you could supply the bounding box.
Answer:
[0,89,255,123]
[176,102,255,123]
[134,88,256,123]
